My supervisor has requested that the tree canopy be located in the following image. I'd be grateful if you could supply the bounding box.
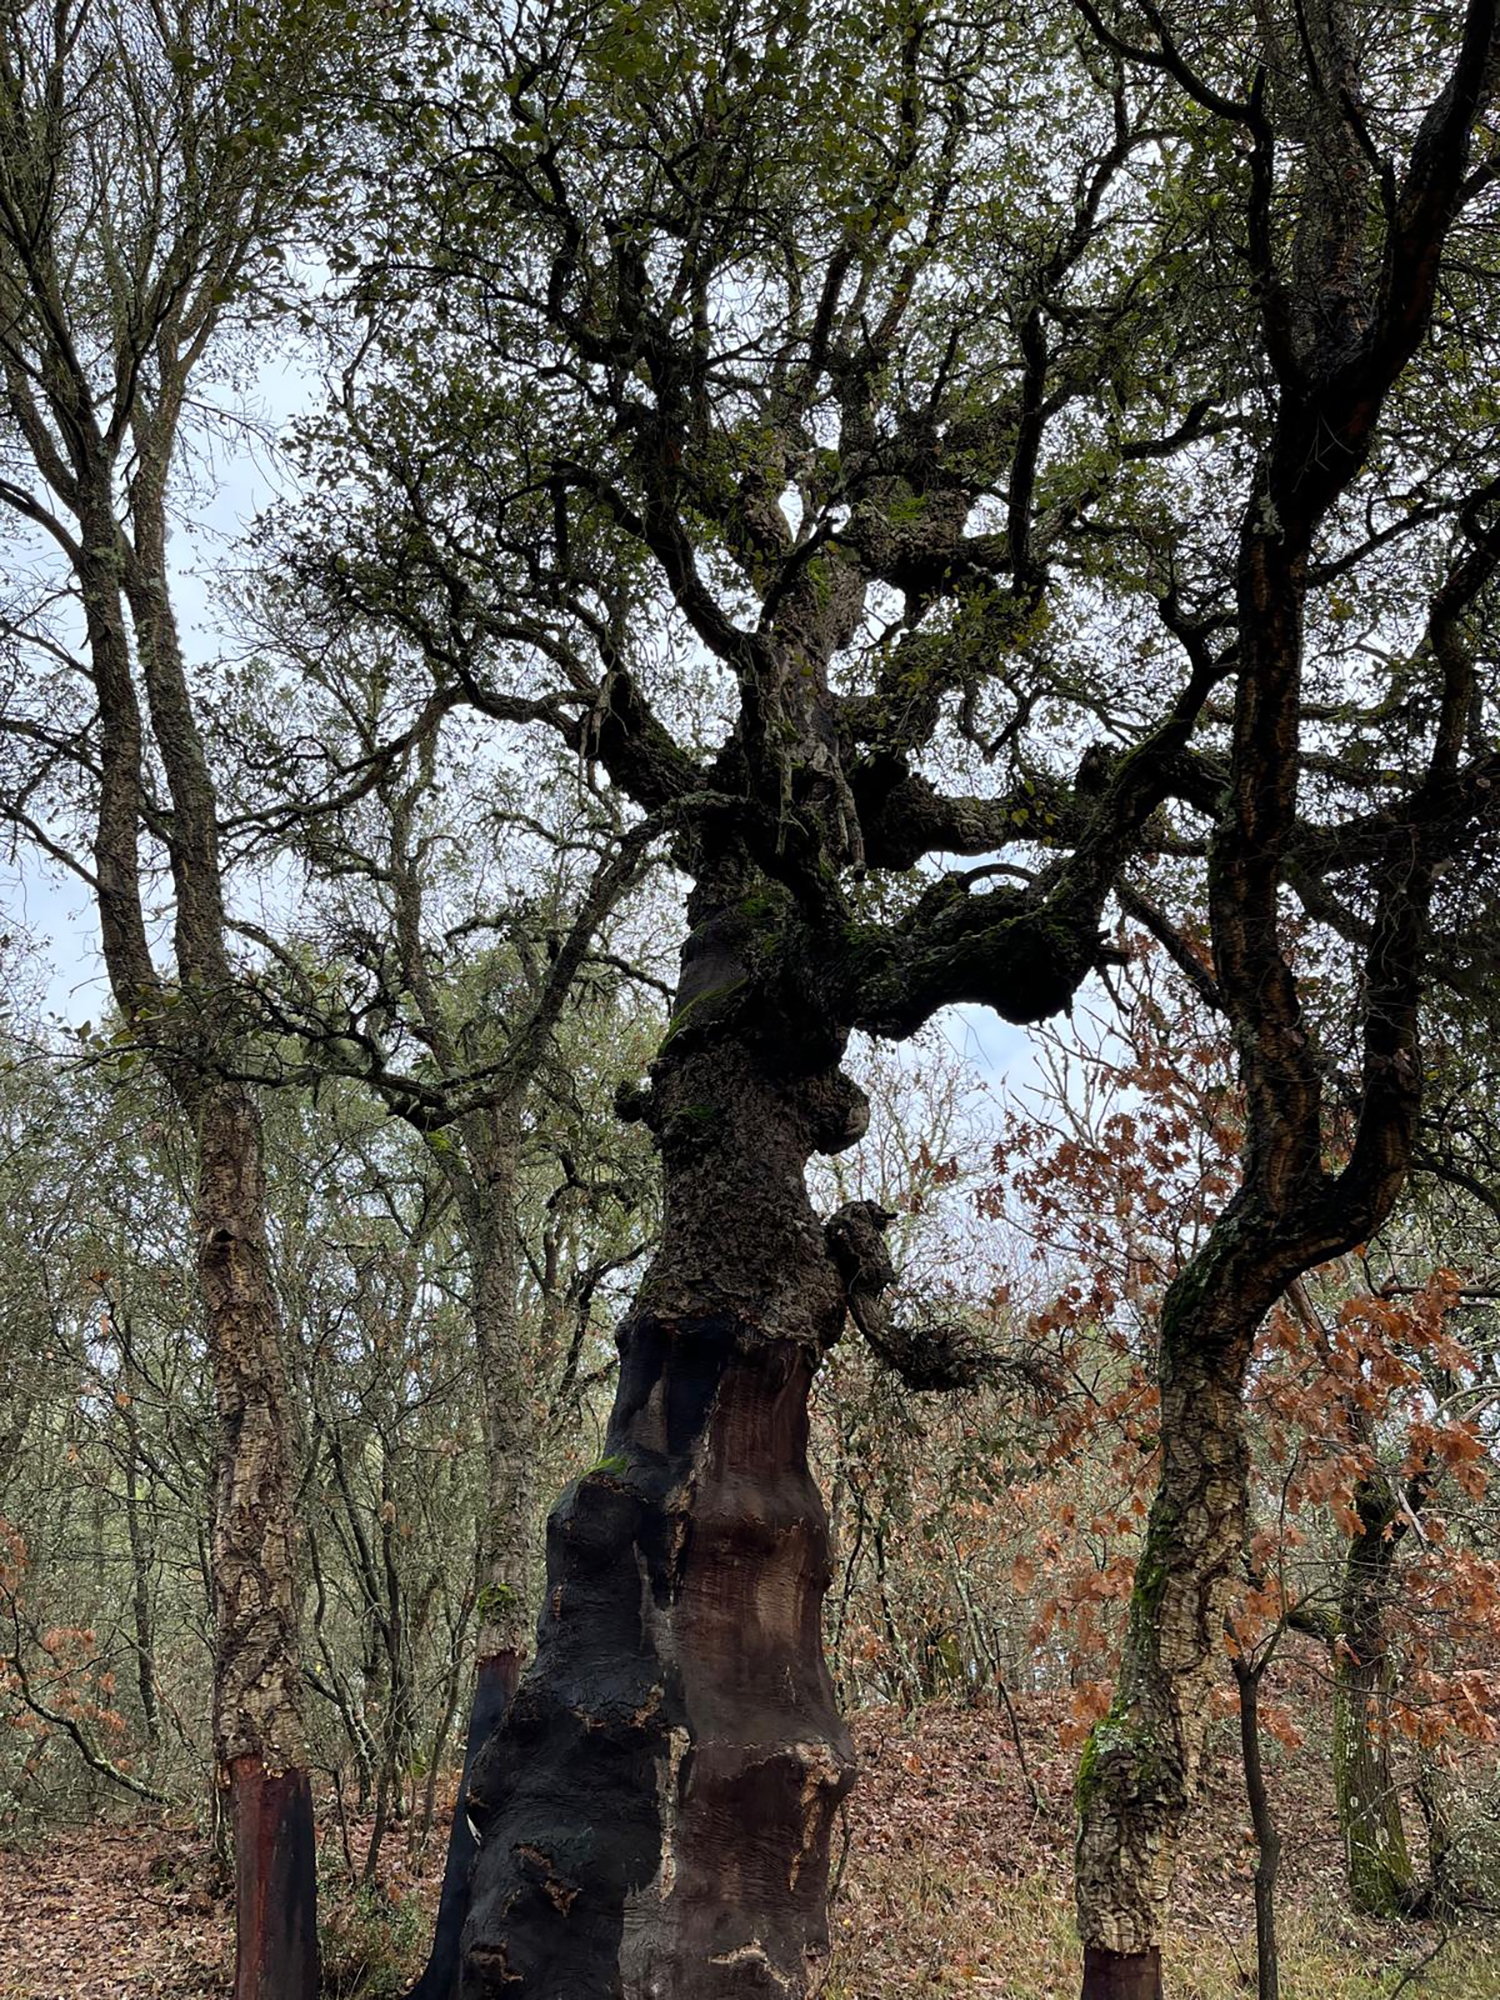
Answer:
[1,2,1499,1998]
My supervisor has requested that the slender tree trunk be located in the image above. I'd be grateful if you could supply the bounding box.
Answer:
[378,1462,418,1829]
[1415,1754,1460,1917]
[199,1080,318,2000]
[366,1764,393,1885]
[462,902,864,1998]
[469,1174,535,1674]
[132,501,321,1993]
[415,1640,463,1860]
[1235,1657,1281,2000]
[407,1158,534,2000]
[1075,1266,1258,2000]
[1330,1485,1412,1916]
[1334,1655,1412,1917]
[1308,1472,1416,1917]
[120,1386,162,1758]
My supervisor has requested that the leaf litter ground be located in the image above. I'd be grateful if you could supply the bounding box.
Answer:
[2,1688,1495,1998]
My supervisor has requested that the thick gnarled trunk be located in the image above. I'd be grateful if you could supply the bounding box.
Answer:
[199,1081,318,2000]
[462,909,863,1998]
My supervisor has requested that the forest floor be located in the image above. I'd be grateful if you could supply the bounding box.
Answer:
[2,1687,1496,1999]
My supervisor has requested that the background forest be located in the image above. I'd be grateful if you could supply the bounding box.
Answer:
[2,0,1500,1998]
[6,958,1500,1998]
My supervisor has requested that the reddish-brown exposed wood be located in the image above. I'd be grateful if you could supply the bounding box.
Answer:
[1081,1947,1162,2000]
[230,1757,318,2000]
[461,900,864,1997]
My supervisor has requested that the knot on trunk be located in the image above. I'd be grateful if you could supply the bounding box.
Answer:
[799,1069,870,1155]
[824,1199,1017,1391]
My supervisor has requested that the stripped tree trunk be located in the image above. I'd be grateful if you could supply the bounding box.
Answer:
[462,896,864,1998]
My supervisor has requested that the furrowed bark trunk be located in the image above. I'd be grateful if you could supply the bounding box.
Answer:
[125,510,321,1997]
[462,908,863,1998]
[1334,1658,1412,1916]
[1075,1272,1256,2000]
[1333,1490,1412,1917]
[1069,135,1445,1967]
[199,1080,318,2000]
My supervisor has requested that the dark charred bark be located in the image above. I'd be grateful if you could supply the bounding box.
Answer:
[463,1307,854,1997]
[407,1652,523,2000]
[461,900,865,1998]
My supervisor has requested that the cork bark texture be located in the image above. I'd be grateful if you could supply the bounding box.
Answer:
[198,1083,308,1778]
